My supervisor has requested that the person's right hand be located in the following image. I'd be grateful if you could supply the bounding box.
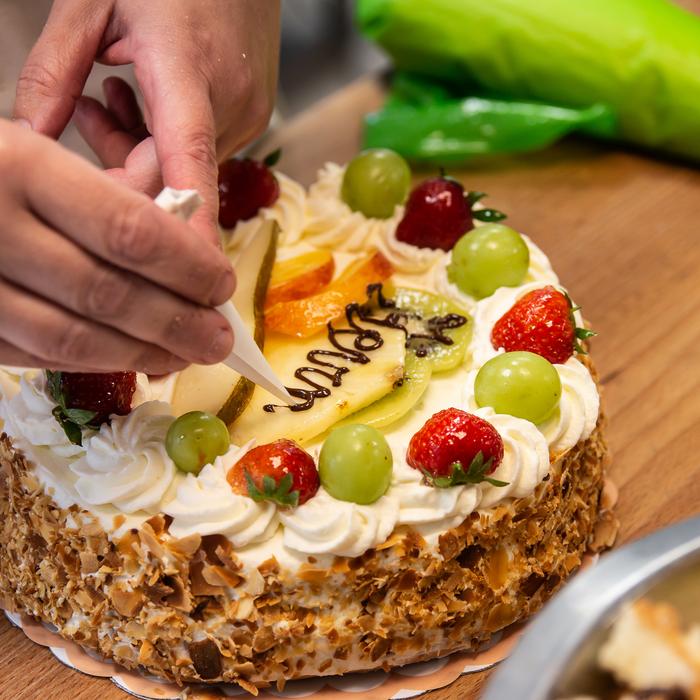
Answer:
[0,119,235,373]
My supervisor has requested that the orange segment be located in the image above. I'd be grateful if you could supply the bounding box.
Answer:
[265,250,335,308]
[265,251,394,337]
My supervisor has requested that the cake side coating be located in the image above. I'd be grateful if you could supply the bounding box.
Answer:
[0,402,609,692]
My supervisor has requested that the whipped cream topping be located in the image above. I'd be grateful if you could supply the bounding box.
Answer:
[463,358,598,456]
[538,358,600,455]
[0,371,85,461]
[303,162,405,254]
[165,443,279,547]
[473,407,550,509]
[279,487,399,558]
[224,171,308,248]
[71,402,176,514]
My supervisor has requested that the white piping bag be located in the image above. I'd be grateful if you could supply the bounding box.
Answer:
[154,188,294,404]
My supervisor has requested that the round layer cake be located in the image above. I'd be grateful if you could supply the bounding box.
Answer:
[0,156,612,693]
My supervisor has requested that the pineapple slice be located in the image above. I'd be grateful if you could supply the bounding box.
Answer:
[229,325,406,446]
[171,220,278,421]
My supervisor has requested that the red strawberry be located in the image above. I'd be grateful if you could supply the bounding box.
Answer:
[395,176,473,251]
[227,439,319,507]
[406,408,506,488]
[46,371,137,446]
[490,286,596,365]
[218,150,281,228]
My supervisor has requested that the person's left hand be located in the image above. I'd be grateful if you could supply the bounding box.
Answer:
[13,0,281,242]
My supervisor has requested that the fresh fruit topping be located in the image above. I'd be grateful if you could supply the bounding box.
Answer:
[319,424,393,504]
[341,148,411,219]
[474,351,561,424]
[491,286,596,364]
[447,224,529,299]
[265,250,335,308]
[265,251,394,337]
[218,150,281,228]
[395,175,472,251]
[407,408,506,488]
[227,438,319,507]
[391,287,471,371]
[166,411,230,474]
[46,370,137,445]
[338,352,432,430]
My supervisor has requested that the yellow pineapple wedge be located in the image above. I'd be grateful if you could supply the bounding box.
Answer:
[229,324,406,446]
[170,220,278,421]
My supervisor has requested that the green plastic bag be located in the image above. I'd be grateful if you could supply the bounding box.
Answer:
[358,0,700,164]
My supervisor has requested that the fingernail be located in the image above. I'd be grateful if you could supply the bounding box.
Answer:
[205,328,233,362]
[12,118,31,130]
[213,267,236,304]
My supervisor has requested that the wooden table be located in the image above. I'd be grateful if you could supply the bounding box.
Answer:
[4,15,700,700]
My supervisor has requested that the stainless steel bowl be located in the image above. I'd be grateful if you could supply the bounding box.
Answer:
[482,514,700,700]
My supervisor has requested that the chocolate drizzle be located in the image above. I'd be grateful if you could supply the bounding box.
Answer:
[263,284,467,413]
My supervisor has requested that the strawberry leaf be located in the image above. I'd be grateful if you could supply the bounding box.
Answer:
[244,470,299,508]
[563,292,597,355]
[473,208,507,223]
[422,452,508,489]
[263,148,282,168]
[465,190,486,206]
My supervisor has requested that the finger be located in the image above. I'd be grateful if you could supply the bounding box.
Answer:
[13,0,113,137]
[19,137,235,307]
[103,76,143,133]
[106,138,163,196]
[0,338,111,373]
[74,96,137,169]
[140,64,219,244]
[1,212,233,365]
[0,277,188,374]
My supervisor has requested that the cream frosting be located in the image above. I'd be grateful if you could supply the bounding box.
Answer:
[303,162,404,254]
[473,407,550,509]
[279,487,399,558]
[70,402,176,514]
[463,358,598,456]
[165,443,279,547]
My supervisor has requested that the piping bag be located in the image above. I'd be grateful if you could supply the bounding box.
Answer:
[154,188,294,405]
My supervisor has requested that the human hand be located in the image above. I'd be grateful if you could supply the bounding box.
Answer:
[13,0,281,241]
[0,120,235,373]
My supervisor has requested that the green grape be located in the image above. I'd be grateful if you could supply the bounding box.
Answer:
[474,351,561,424]
[166,411,230,474]
[447,224,529,299]
[341,149,411,219]
[319,424,393,504]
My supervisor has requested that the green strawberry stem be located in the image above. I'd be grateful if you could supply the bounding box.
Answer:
[245,470,299,508]
[423,451,508,489]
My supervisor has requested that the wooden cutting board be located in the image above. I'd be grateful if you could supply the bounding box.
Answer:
[3,4,700,697]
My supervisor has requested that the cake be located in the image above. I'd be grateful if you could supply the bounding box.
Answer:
[0,148,612,694]
[560,599,700,700]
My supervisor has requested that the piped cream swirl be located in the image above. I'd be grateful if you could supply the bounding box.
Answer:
[303,163,404,254]
[280,487,399,558]
[70,402,176,514]
[165,444,279,547]
[472,407,550,509]
[537,358,599,455]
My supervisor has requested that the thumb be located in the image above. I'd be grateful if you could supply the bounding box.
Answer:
[13,0,113,137]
